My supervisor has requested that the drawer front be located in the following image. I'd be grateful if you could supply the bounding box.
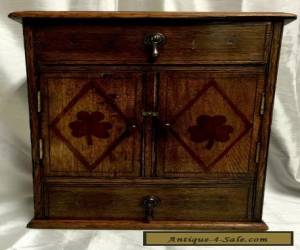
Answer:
[35,22,271,64]
[46,184,251,221]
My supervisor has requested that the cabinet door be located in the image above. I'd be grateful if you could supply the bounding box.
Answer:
[157,70,264,177]
[41,72,143,177]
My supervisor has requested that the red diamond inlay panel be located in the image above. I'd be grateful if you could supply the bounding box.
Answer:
[171,80,252,170]
[48,74,141,173]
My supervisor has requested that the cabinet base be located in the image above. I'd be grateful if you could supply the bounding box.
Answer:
[27,219,268,231]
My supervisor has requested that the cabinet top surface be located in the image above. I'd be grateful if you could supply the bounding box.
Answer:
[9,11,296,23]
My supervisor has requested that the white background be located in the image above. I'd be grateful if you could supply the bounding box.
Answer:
[0,1,300,249]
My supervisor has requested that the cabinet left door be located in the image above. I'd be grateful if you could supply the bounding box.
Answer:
[40,71,144,177]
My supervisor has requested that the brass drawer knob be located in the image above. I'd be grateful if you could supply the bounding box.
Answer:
[144,33,165,59]
[143,195,161,221]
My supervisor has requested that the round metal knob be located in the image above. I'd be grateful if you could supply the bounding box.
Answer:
[143,195,160,207]
[164,122,171,128]
[127,122,137,132]
[144,33,165,59]
[143,195,161,221]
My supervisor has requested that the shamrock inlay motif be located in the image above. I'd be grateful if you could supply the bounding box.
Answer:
[188,115,234,150]
[69,111,112,146]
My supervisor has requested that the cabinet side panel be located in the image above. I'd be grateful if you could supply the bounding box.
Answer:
[23,21,44,218]
[253,21,284,219]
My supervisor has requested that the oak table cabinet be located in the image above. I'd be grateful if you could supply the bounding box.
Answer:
[9,11,296,230]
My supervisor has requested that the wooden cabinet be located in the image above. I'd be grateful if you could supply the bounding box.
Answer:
[9,11,296,230]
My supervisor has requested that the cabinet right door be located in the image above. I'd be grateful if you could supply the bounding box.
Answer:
[156,70,265,177]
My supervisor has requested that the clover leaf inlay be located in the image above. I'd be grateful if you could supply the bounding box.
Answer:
[69,111,112,146]
[188,115,234,150]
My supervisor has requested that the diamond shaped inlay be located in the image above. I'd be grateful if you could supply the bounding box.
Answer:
[167,79,252,172]
[50,80,135,171]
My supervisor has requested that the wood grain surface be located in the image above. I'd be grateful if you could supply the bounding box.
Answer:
[9,11,296,23]
[45,184,250,221]
[33,22,272,64]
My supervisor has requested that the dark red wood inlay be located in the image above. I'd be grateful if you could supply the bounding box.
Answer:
[188,115,234,150]
[69,111,112,146]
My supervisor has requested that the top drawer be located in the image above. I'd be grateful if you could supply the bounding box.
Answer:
[34,21,272,64]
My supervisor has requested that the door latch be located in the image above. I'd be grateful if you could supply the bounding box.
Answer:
[142,111,159,117]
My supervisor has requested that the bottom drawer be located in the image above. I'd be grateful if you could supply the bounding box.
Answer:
[46,184,251,221]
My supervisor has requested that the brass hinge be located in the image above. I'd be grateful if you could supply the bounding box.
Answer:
[37,91,41,113]
[142,111,159,117]
[39,139,43,160]
[255,142,261,164]
[260,92,266,115]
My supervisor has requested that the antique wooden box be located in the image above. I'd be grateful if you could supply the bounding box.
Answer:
[9,11,296,230]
